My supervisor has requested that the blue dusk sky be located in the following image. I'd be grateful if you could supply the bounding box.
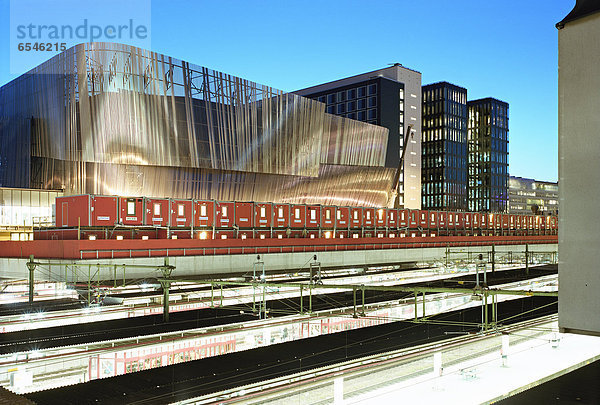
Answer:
[0,0,574,182]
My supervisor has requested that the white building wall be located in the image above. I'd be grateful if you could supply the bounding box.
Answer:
[558,12,600,335]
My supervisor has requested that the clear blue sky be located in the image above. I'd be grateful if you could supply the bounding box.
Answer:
[0,0,574,182]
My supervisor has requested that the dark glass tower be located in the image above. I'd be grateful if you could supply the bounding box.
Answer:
[421,82,468,211]
[467,98,509,212]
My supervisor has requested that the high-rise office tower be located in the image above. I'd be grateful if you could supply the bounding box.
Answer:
[421,82,468,211]
[295,64,422,209]
[467,98,509,212]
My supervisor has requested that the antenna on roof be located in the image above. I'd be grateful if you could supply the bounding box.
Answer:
[388,63,403,67]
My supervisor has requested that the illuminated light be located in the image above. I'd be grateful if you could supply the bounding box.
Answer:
[277,234,283,239]
[378,234,384,238]
[390,234,395,238]
[324,231,332,239]
[88,235,96,241]
[353,234,359,239]
[411,233,416,238]
[116,235,123,240]
[310,234,315,239]
[431,233,436,237]
[199,231,208,240]
[142,235,149,240]
[221,235,227,240]
[171,235,178,240]
[400,233,406,238]
[241,234,247,240]
[260,234,265,240]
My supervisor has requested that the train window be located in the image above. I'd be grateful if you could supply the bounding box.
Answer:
[325,210,331,220]
[278,207,284,217]
[295,208,300,218]
[336,210,341,220]
[178,204,184,216]
[310,209,316,220]
[455,214,459,222]
[366,211,371,220]
[353,211,358,220]
[431,213,435,221]
[200,205,207,216]
[127,201,136,215]
[154,203,161,216]
[390,212,394,220]
[378,209,384,220]
[260,207,266,217]
[222,206,228,217]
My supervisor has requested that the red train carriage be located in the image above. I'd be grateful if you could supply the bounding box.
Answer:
[119,197,144,226]
[194,200,214,228]
[273,204,290,228]
[253,202,271,228]
[170,199,193,228]
[145,197,170,227]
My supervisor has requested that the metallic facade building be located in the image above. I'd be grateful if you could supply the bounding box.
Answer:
[422,82,468,211]
[295,64,422,209]
[467,98,509,212]
[0,43,396,207]
[508,177,558,216]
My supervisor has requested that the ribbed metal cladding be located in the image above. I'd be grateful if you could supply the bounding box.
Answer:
[1,42,394,207]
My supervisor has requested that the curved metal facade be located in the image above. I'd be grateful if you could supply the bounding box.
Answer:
[1,43,395,207]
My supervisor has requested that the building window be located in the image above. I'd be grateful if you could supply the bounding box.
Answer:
[368,96,377,108]
[153,203,161,216]
[347,88,356,99]
[295,208,300,218]
[200,205,207,217]
[325,209,331,220]
[260,207,266,217]
[336,210,341,220]
[357,111,366,121]
[353,211,358,220]
[327,94,336,104]
[127,201,136,216]
[222,206,228,217]
[357,99,366,109]
[368,109,377,120]
[347,101,356,111]
[368,84,377,95]
[278,207,284,217]
[358,86,366,97]
[337,104,345,114]
[310,209,316,220]
[326,105,335,114]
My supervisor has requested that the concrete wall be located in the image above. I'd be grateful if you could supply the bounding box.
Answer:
[0,243,557,283]
[558,13,600,335]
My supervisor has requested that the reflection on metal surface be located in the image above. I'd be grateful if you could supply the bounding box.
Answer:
[1,42,394,206]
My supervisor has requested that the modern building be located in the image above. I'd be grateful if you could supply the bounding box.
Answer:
[0,42,398,208]
[295,64,422,209]
[557,0,600,335]
[421,82,468,211]
[467,98,509,212]
[508,176,558,215]
[0,187,62,240]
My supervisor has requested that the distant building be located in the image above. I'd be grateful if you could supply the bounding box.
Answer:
[295,64,422,209]
[467,98,509,212]
[508,176,558,215]
[421,82,468,211]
